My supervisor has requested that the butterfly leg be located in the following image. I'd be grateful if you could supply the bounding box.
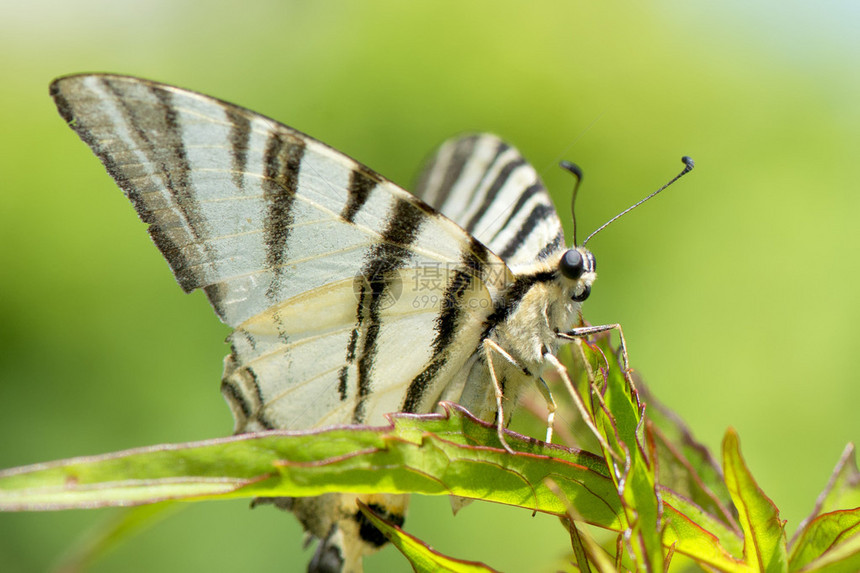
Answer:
[550,323,631,454]
[535,376,557,443]
[557,322,630,375]
[544,352,613,453]
[482,338,523,454]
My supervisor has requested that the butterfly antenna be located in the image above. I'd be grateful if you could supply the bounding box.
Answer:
[581,156,694,247]
[559,161,584,246]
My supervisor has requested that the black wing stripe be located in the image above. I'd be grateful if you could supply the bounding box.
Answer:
[433,239,490,355]
[342,168,380,223]
[261,132,305,300]
[497,203,557,260]
[423,135,480,209]
[463,157,527,234]
[221,379,253,419]
[351,199,427,423]
[221,358,275,431]
[456,140,510,224]
[401,357,445,414]
[494,181,545,237]
[536,229,566,260]
[481,268,556,341]
[97,78,215,292]
[52,76,221,292]
[110,79,212,290]
[227,108,252,192]
[52,82,194,285]
[402,237,490,413]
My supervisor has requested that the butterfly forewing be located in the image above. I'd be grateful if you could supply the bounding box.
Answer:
[51,74,510,431]
[415,133,566,266]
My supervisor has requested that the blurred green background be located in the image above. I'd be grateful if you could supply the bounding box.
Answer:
[1,1,858,571]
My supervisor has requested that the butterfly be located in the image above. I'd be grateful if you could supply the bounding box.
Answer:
[50,74,692,572]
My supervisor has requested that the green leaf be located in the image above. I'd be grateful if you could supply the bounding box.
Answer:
[723,429,788,573]
[358,501,500,572]
[54,503,180,572]
[789,508,860,572]
[790,445,860,563]
[661,489,744,569]
[789,446,860,572]
[640,382,738,531]
[580,337,664,571]
[817,445,860,514]
[563,339,752,571]
[566,519,594,573]
[6,331,822,573]
[0,405,623,530]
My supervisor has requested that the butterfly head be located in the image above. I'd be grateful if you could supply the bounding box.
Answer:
[557,156,695,304]
[558,247,596,303]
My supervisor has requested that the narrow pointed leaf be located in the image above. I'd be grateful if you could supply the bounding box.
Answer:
[54,503,179,573]
[723,429,788,572]
[566,519,594,573]
[641,383,738,532]
[358,501,500,572]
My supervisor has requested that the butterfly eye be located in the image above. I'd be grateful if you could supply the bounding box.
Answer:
[572,284,591,302]
[559,249,585,280]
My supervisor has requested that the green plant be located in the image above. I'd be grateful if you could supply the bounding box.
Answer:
[1,338,857,572]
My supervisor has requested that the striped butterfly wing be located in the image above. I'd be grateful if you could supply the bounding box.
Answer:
[50,74,510,433]
[415,134,566,267]
[51,75,588,573]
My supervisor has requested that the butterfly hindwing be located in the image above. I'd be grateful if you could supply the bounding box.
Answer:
[223,266,496,432]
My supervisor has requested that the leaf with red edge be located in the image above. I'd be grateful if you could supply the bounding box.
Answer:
[661,488,744,568]
[640,381,738,532]
[578,336,664,572]
[0,404,623,531]
[723,429,788,572]
[789,508,860,572]
[791,444,860,546]
[789,445,860,572]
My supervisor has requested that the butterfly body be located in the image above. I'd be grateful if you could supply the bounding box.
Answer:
[51,74,599,572]
[451,250,594,422]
